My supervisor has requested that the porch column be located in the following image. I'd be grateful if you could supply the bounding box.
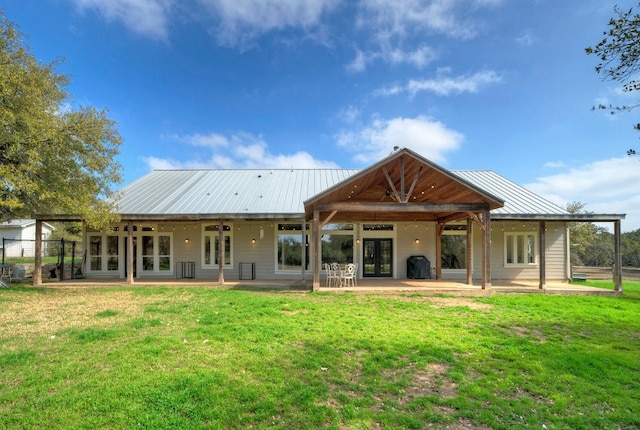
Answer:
[301,219,307,286]
[614,220,623,292]
[34,220,42,286]
[539,221,546,290]
[218,220,224,284]
[481,210,491,289]
[466,217,472,285]
[312,209,321,291]
[127,220,134,285]
[435,222,443,280]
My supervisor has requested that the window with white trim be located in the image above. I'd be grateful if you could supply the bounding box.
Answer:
[505,232,537,265]
[202,224,232,268]
[441,225,466,269]
[276,223,309,272]
[322,223,353,265]
[89,235,102,271]
[141,233,173,272]
[106,236,119,271]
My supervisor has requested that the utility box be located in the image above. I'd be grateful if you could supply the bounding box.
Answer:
[407,255,431,279]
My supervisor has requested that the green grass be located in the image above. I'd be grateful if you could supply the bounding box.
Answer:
[0,282,639,429]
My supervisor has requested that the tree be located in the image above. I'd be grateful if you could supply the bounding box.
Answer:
[0,11,122,229]
[586,3,640,154]
[567,201,604,266]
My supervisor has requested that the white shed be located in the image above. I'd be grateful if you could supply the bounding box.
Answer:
[0,220,55,258]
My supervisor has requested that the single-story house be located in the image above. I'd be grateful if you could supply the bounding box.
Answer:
[34,148,625,290]
[0,219,55,258]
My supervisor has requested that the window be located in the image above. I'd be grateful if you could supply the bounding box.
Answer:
[363,224,394,231]
[203,224,232,268]
[142,236,154,271]
[141,233,172,272]
[158,236,171,271]
[322,224,353,264]
[89,236,102,271]
[107,236,119,271]
[277,223,309,271]
[505,233,536,265]
[441,225,467,269]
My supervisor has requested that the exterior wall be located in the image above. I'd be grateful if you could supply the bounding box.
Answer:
[84,219,569,283]
[474,221,568,282]
[395,222,436,278]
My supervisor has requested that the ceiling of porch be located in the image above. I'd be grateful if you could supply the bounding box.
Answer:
[304,148,504,223]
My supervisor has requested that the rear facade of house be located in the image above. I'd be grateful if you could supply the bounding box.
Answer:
[81,149,620,286]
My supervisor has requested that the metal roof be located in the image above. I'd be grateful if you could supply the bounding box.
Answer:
[116,168,574,220]
[453,170,568,216]
[116,169,360,219]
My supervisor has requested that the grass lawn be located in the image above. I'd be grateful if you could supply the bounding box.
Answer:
[1,282,639,429]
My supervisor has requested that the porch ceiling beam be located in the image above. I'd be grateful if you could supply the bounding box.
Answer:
[437,212,468,225]
[316,202,489,213]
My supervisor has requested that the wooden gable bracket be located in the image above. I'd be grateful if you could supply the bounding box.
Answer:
[383,157,423,204]
[405,166,423,203]
[467,211,486,232]
[319,210,338,228]
[383,167,402,202]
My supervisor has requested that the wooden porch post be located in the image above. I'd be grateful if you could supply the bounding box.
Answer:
[313,209,321,291]
[127,220,134,285]
[301,220,307,286]
[614,220,623,292]
[218,220,224,284]
[482,210,491,289]
[466,217,473,285]
[34,220,42,286]
[539,221,546,290]
[435,222,443,280]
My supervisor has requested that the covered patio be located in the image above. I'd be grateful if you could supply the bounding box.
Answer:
[24,276,620,296]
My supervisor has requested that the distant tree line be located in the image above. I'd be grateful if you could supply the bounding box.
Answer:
[568,201,640,267]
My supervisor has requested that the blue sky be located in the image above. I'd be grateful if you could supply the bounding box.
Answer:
[5,0,640,230]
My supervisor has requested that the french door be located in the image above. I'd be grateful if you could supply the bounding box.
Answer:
[363,238,393,277]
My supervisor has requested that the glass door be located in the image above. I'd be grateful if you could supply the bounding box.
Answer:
[363,238,393,277]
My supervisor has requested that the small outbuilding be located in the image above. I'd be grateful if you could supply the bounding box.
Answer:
[0,219,55,258]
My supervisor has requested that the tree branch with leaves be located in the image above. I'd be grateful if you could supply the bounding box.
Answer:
[0,11,122,229]
[586,3,640,155]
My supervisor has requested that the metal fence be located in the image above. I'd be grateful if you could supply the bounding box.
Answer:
[1,238,82,281]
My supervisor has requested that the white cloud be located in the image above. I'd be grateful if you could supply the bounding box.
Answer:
[338,105,362,124]
[515,30,534,47]
[543,160,566,169]
[347,44,437,72]
[336,115,463,164]
[526,157,640,231]
[349,0,504,71]
[357,0,478,40]
[145,131,339,170]
[199,0,340,47]
[71,0,173,40]
[376,69,502,97]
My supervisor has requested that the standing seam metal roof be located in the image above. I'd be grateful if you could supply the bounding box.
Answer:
[115,168,568,217]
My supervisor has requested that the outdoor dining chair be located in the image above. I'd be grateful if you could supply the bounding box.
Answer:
[341,263,357,287]
[324,263,340,287]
